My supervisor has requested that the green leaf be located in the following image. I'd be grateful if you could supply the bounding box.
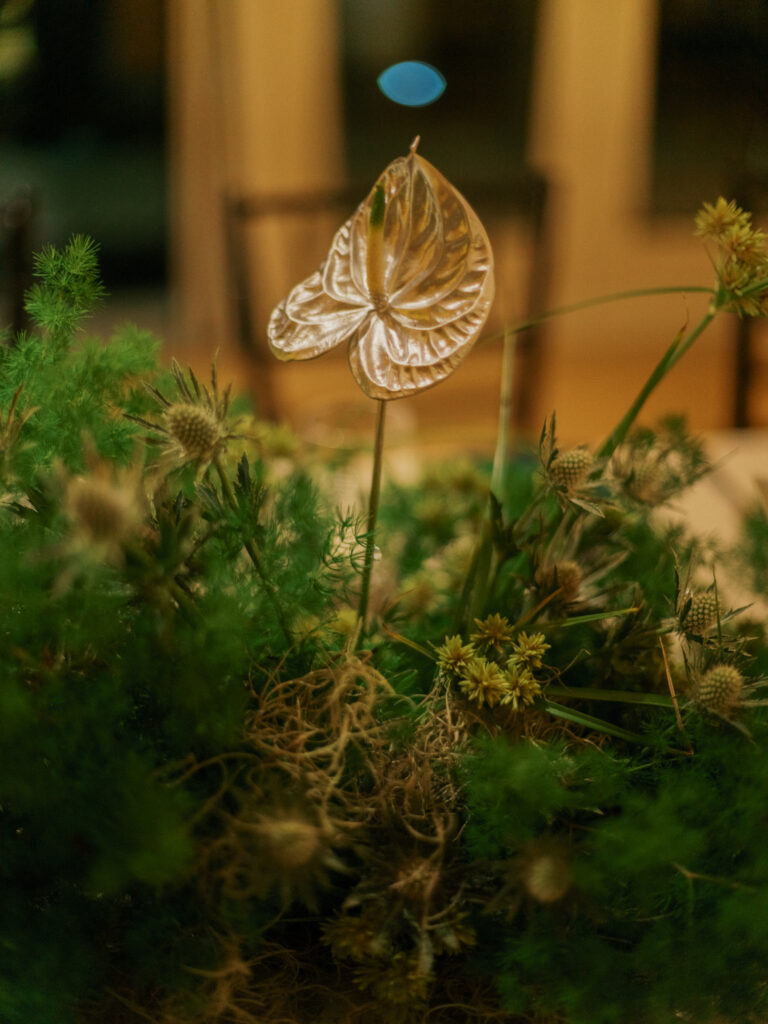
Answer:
[546,685,675,709]
[541,698,656,745]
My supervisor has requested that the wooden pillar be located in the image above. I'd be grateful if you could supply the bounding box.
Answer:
[166,0,343,360]
[529,0,659,299]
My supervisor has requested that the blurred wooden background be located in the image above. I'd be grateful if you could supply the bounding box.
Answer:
[4,0,768,452]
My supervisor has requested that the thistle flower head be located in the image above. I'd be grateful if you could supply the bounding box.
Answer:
[65,474,142,547]
[611,421,709,504]
[164,402,223,461]
[624,452,670,504]
[59,447,145,569]
[128,360,236,471]
[693,664,744,716]
[680,589,719,635]
[520,842,572,904]
[549,447,593,493]
[259,816,323,869]
[220,800,347,910]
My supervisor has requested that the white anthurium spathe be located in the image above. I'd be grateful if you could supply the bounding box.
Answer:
[267,138,495,401]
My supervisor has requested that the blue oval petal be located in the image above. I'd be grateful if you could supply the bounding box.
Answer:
[377,61,446,107]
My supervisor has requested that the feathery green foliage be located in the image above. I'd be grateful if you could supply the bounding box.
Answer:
[3,221,768,1024]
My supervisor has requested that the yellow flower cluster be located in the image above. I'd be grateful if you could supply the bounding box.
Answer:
[695,197,768,316]
[435,618,550,711]
[470,611,514,651]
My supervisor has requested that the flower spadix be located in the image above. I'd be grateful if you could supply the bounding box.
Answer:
[267,138,495,400]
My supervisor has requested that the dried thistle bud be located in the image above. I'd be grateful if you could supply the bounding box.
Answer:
[681,590,719,635]
[322,909,391,961]
[537,560,583,604]
[165,402,224,461]
[259,817,322,869]
[625,455,668,503]
[353,950,430,1005]
[224,805,346,909]
[66,475,141,545]
[550,448,593,492]
[521,849,572,904]
[694,664,743,715]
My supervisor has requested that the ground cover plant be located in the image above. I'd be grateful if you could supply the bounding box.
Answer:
[3,168,768,1023]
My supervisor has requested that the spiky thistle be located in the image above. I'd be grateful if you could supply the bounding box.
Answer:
[127,359,239,473]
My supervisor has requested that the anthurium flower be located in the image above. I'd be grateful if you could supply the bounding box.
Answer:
[267,138,495,400]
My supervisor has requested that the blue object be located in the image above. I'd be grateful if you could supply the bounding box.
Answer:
[377,61,446,107]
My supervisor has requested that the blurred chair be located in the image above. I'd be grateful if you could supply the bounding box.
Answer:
[223,170,550,427]
[0,187,35,341]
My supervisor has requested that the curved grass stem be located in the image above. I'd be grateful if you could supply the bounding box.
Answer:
[598,309,717,460]
[481,284,715,348]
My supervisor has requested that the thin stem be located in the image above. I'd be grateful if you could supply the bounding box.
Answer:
[491,327,515,497]
[212,455,292,645]
[358,399,387,629]
[480,284,715,348]
[598,309,716,460]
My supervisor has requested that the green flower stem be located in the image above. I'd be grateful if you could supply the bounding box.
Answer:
[358,398,387,629]
[491,327,515,498]
[481,285,715,348]
[212,455,292,645]
[598,308,717,460]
